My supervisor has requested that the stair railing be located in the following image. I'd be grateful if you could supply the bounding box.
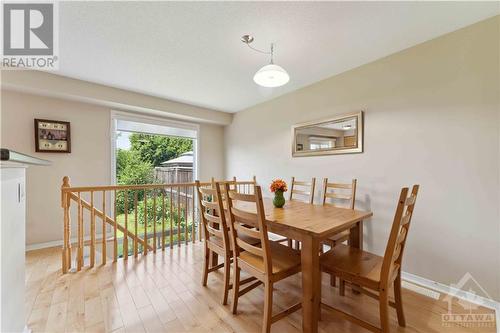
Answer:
[60,176,256,273]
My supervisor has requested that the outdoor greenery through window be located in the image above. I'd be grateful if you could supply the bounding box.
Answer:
[115,131,195,257]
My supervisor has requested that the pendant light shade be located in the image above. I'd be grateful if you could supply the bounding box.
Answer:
[253,64,290,88]
[242,35,290,88]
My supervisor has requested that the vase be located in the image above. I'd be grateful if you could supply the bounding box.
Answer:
[273,190,286,208]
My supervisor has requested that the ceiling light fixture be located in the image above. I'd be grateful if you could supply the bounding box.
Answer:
[241,35,290,88]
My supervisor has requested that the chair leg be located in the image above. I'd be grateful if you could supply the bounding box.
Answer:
[318,273,322,321]
[379,288,390,333]
[330,274,336,287]
[263,281,273,333]
[202,246,209,286]
[394,274,406,327]
[294,240,300,250]
[222,255,231,305]
[339,279,345,296]
[287,239,292,247]
[231,265,240,314]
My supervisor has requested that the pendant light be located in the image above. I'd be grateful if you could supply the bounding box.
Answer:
[241,35,290,88]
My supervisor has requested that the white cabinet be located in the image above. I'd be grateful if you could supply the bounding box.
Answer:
[1,165,27,333]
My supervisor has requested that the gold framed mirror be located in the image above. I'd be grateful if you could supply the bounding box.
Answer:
[292,111,363,157]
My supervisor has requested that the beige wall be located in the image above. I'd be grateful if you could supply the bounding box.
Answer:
[225,16,500,299]
[1,71,232,125]
[0,90,225,246]
[199,123,226,181]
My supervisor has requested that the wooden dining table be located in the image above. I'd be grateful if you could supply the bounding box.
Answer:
[234,198,373,333]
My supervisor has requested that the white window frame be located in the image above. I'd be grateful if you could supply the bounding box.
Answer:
[110,110,200,185]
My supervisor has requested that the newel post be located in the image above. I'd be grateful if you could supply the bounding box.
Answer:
[61,176,71,273]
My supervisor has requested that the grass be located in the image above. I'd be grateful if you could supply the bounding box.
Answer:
[113,213,197,257]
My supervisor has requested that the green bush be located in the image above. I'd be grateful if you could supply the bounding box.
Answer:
[115,133,193,215]
[136,194,187,227]
[116,149,154,214]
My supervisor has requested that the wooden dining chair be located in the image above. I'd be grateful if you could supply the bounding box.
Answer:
[289,176,316,204]
[195,180,259,305]
[233,176,257,194]
[224,183,302,333]
[321,178,357,286]
[320,185,420,333]
[322,178,357,248]
[211,176,257,194]
[196,181,233,305]
[287,177,316,248]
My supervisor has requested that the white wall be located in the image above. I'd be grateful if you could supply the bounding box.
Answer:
[225,17,500,300]
[0,90,225,246]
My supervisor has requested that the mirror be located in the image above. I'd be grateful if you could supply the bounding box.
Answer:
[292,111,363,157]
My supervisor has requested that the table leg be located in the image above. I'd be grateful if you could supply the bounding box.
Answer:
[348,220,363,249]
[349,221,363,294]
[301,235,320,333]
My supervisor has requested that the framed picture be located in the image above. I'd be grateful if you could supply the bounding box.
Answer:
[34,119,71,153]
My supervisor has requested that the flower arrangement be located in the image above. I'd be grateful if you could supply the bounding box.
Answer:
[270,179,288,193]
[270,179,287,208]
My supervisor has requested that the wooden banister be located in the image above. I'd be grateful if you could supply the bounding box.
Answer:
[61,176,257,273]
[68,192,153,251]
[61,181,212,193]
[61,176,71,273]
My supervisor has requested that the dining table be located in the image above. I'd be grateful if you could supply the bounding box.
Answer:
[234,198,373,333]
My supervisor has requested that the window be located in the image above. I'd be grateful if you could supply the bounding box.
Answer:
[111,111,199,185]
[309,137,335,150]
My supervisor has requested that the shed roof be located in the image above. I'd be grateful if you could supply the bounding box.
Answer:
[160,151,193,167]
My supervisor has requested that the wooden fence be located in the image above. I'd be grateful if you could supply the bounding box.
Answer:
[154,167,193,184]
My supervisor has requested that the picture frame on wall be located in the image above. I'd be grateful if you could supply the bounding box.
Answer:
[291,111,363,157]
[34,119,71,153]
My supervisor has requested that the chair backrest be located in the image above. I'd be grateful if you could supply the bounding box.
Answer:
[211,177,237,191]
[380,185,419,286]
[234,176,257,194]
[195,180,230,250]
[289,177,316,204]
[322,178,357,209]
[223,183,273,275]
[211,176,257,194]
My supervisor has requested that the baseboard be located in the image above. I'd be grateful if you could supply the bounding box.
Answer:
[26,239,64,251]
[26,233,111,252]
[402,271,500,333]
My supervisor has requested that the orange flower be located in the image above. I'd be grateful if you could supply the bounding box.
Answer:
[270,179,288,193]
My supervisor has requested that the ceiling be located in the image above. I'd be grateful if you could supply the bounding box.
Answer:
[57,2,499,113]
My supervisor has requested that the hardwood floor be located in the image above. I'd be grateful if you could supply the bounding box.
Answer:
[25,243,496,333]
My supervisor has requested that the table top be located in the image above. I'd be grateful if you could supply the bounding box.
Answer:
[234,198,373,239]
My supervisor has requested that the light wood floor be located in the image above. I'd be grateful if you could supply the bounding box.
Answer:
[26,243,496,333]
